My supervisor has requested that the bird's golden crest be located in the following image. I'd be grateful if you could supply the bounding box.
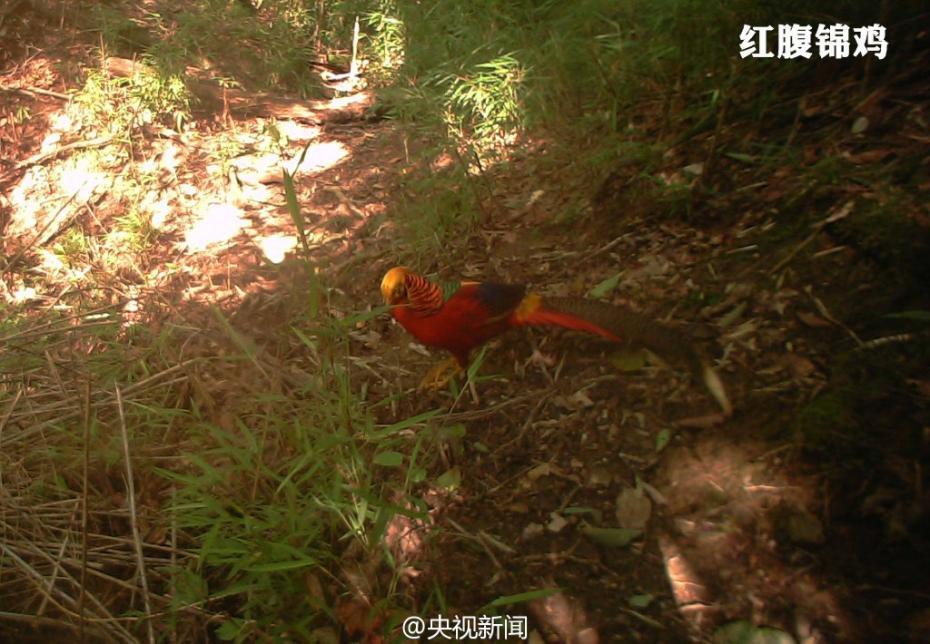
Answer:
[381,266,411,305]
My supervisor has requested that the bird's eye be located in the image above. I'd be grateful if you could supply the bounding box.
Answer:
[393,284,406,300]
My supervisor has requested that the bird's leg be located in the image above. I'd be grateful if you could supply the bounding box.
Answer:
[524,333,556,384]
[418,357,463,391]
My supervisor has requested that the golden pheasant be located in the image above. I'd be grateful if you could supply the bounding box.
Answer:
[380,266,731,416]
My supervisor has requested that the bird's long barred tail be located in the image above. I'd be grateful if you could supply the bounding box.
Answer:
[541,297,701,371]
[538,297,732,416]
[405,273,444,315]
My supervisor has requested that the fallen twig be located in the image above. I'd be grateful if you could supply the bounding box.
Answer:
[856,333,917,350]
[5,135,112,174]
[116,386,156,644]
[0,84,71,101]
[80,380,91,642]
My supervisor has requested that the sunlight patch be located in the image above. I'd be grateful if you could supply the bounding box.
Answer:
[148,196,172,230]
[277,121,321,142]
[51,111,75,133]
[39,249,65,273]
[161,143,183,174]
[58,157,107,202]
[257,234,297,264]
[40,131,61,152]
[184,203,248,252]
[12,285,39,303]
[138,158,158,175]
[287,140,349,175]
[7,167,46,232]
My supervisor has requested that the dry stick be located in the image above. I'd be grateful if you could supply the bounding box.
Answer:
[3,363,196,448]
[0,537,137,641]
[0,540,130,640]
[0,84,71,100]
[17,561,174,617]
[36,503,81,618]
[0,387,20,604]
[857,333,916,350]
[785,94,806,148]
[170,487,178,644]
[115,386,156,644]
[445,518,502,570]
[587,232,632,260]
[73,556,169,595]
[4,524,170,595]
[770,202,853,276]
[0,388,23,489]
[769,225,822,275]
[493,389,555,455]
[0,306,119,343]
[536,232,631,264]
[691,82,730,212]
[0,611,107,641]
[806,287,863,347]
[0,533,201,626]
[80,380,91,644]
[2,135,112,176]
[436,390,539,423]
[45,349,70,399]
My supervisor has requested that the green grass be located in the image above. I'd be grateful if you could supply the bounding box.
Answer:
[84,0,406,98]
[394,165,481,261]
[0,280,449,639]
[157,307,454,640]
[364,0,407,81]
[375,0,924,236]
[53,228,90,264]
[75,65,190,136]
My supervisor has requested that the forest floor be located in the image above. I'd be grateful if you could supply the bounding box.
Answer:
[2,8,930,644]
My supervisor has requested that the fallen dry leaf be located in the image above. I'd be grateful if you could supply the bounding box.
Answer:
[529,592,600,644]
[782,353,817,378]
[615,487,652,530]
[548,512,569,533]
[797,311,832,328]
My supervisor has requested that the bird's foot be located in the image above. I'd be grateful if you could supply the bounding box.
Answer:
[418,358,463,391]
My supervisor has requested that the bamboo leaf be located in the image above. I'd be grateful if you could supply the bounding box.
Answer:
[373,451,404,467]
[588,272,622,298]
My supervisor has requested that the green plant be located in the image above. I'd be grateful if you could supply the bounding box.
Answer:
[13,105,31,125]
[156,297,444,639]
[53,228,89,263]
[75,64,190,136]
[394,165,480,259]
[438,53,525,147]
[91,3,152,54]
[364,0,406,79]
[211,133,245,181]
[115,205,156,250]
